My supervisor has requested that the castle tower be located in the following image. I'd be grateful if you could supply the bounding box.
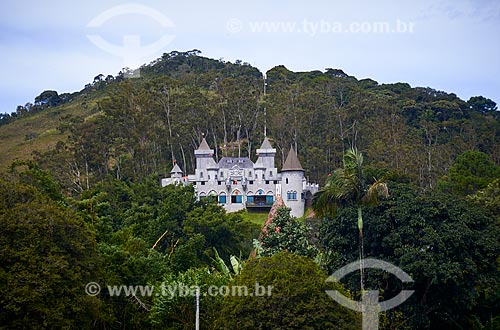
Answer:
[255,137,276,182]
[161,162,184,186]
[280,146,305,218]
[170,163,183,179]
[255,137,276,169]
[194,137,218,187]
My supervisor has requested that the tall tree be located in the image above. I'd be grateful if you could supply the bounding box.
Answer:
[312,148,388,291]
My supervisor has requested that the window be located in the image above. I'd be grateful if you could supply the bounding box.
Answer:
[249,171,252,177]
[200,181,205,185]
[232,190,242,203]
[274,180,279,184]
[269,171,272,177]
[218,181,221,185]
[247,196,254,203]
[220,171,224,178]
[265,180,269,184]
[231,195,242,203]
[301,192,305,200]
[215,174,218,180]
[286,178,289,184]
[249,181,254,185]
[266,195,274,205]
[219,194,227,204]
[208,175,211,180]
[287,191,297,200]
[200,172,204,178]
[262,174,265,179]
[207,192,218,203]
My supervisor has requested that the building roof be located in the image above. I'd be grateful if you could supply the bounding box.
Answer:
[260,137,273,149]
[170,163,183,174]
[281,147,304,172]
[218,157,254,169]
[197,137,211,151]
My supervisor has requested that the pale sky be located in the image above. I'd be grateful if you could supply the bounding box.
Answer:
[1,0,499,113]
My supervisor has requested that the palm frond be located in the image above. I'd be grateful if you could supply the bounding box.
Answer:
[363,179,389,205]
[312,188,338,219]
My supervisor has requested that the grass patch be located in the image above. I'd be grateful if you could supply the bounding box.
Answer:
[240,211,268,227]
[0,95,101,169]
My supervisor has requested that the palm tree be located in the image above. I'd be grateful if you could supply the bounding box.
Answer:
[313,147,388,291]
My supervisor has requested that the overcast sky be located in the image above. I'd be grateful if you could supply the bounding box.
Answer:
[1,0,499,114]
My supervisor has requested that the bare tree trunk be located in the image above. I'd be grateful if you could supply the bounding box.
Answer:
[180,143,187,176]
[85,158,90,190]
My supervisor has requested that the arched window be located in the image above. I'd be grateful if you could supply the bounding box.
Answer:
[207,190,217,203]
[231,189,242,203]
[219,192,227,204]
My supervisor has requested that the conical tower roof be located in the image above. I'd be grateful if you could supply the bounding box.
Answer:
[195,137,214,156]
[170,163,183,174]
[281,146,304,172]
[197,137,211,151]
[260,137,273,150]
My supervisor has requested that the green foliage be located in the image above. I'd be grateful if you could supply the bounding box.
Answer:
[467,178,500,215]
[0,177,101,329]
[1,50,500,328]
[438,150,500,196]
[312,148,388,220]
[3,51,499,191]
[467,96,498,114]
[214,251,361,329]
[260,206,317,257]
[150,267,231,330]
[320,182,500,328]
[10,160,64,202]
[183,203,260,263]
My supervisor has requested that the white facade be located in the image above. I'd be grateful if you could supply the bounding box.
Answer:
[162,137,319,218]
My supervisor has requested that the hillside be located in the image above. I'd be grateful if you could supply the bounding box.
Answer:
[1,50,499,329]
[1,50,499,193]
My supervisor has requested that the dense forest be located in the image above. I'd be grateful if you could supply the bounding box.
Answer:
[0,50,499,329]
[1,50,498,194]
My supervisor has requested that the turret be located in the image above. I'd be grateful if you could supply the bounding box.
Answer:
[280,146,305,218]
[170,162,183,179]
[255,137,276,169]
[255,137,276,182]
[194,137,218,184]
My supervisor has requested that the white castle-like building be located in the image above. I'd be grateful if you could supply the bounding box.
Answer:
[161,137,319,218]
